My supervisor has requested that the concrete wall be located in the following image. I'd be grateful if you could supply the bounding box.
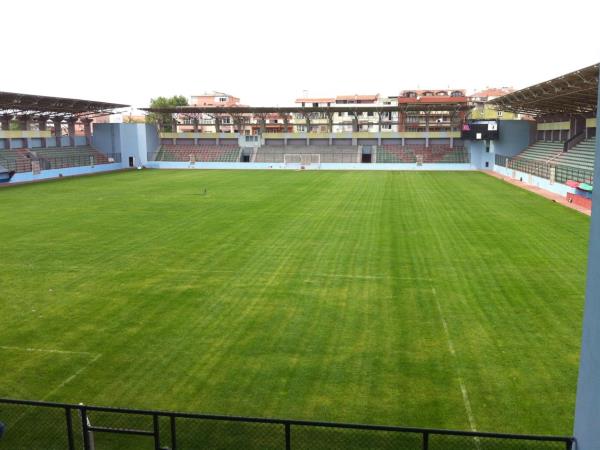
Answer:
[492,120,536,157]
[146,124,160,155]
[8,163,123,184]
[574,78,600,450]
[467,140,488,169]
[467,120,536,170]
[92,123,121,155]
[93,123,157,167]
[145,161,474,171]
[492,164,574,197]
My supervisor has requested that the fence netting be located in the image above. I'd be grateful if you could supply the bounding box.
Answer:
[495,154,593,184]
[0,399,573,450]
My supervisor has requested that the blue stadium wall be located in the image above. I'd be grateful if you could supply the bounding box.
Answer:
[92,123,153,167]
[467,120,536,170]
[485,119,574,197]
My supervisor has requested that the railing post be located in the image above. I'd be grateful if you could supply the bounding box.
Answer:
[422,431,429,450]
[153,414,161,450]
[80,405,91,450]
[64,406,75,450]
[170,416,177,450]
[285,422,291,450]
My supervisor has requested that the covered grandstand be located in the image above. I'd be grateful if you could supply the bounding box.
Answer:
[0,92,127,174]
[490,64,598,185]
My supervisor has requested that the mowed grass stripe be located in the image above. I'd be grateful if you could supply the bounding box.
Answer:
[0,169,588,436]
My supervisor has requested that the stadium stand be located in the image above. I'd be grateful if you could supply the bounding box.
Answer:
[31,146,110,170]
[0,145,114,172]
[504,138,597,183]
[376,144,469,164]
[157,143,241,162]
[0,149,32,172]
[514,141,564,163]
[554,137,596,171]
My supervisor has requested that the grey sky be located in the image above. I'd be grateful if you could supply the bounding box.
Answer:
[1,0,599,108]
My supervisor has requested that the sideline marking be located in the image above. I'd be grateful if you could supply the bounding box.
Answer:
[166,268,433,282]
[4,351,102,430]
[431,287,478,434]
[40,353,102,401]
[0,345,94,356]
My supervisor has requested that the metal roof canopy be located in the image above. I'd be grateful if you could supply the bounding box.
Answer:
[141,103,472,115]
[489,64,599,116]
[0,91,129,118]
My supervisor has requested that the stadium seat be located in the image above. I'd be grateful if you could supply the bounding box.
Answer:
[376,144,468,164]
[515,141,563,163]
[0,149,32,173]
[156,144,241,162]
[554,137,596,171]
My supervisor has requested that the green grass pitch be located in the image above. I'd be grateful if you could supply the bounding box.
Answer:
[0,170,589,437]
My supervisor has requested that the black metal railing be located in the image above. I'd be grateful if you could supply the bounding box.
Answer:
[0,398,574,450]
[495,154,594,184]
[563,132,585,152]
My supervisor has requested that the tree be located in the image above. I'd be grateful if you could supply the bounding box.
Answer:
[146,95,188,131]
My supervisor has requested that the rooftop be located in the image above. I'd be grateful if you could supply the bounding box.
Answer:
[489,63,599,115]
[0,91,128,118]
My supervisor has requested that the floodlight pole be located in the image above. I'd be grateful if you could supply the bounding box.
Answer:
[573,63,600,450]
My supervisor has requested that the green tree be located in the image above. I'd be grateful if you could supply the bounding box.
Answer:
[146,95,188,131]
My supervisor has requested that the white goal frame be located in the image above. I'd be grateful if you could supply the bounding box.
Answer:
[284,153,321,169]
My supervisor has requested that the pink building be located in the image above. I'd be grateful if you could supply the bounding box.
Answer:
[190,92,241,107]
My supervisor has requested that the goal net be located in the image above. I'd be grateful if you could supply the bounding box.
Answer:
[284,154,321,169]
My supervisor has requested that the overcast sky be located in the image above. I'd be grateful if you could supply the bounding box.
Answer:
[1,0,599,108]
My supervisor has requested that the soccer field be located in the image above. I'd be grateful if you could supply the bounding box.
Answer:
[0,170,589,436]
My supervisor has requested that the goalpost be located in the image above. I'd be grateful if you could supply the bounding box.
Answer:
[284,153,321,169]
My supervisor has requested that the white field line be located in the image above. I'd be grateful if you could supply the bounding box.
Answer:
[4,350,102,430]
[40,353,102,401]
[431,288,478,434]
[165,268,433,282]
[0,346,94,356]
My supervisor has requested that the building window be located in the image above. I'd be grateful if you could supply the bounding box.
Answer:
[497,111,503,117]
[218,97,227,102]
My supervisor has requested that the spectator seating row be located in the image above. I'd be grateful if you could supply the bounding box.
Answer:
[376,144,468,164]
[0,146,111,172]
[157,144,240,162]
